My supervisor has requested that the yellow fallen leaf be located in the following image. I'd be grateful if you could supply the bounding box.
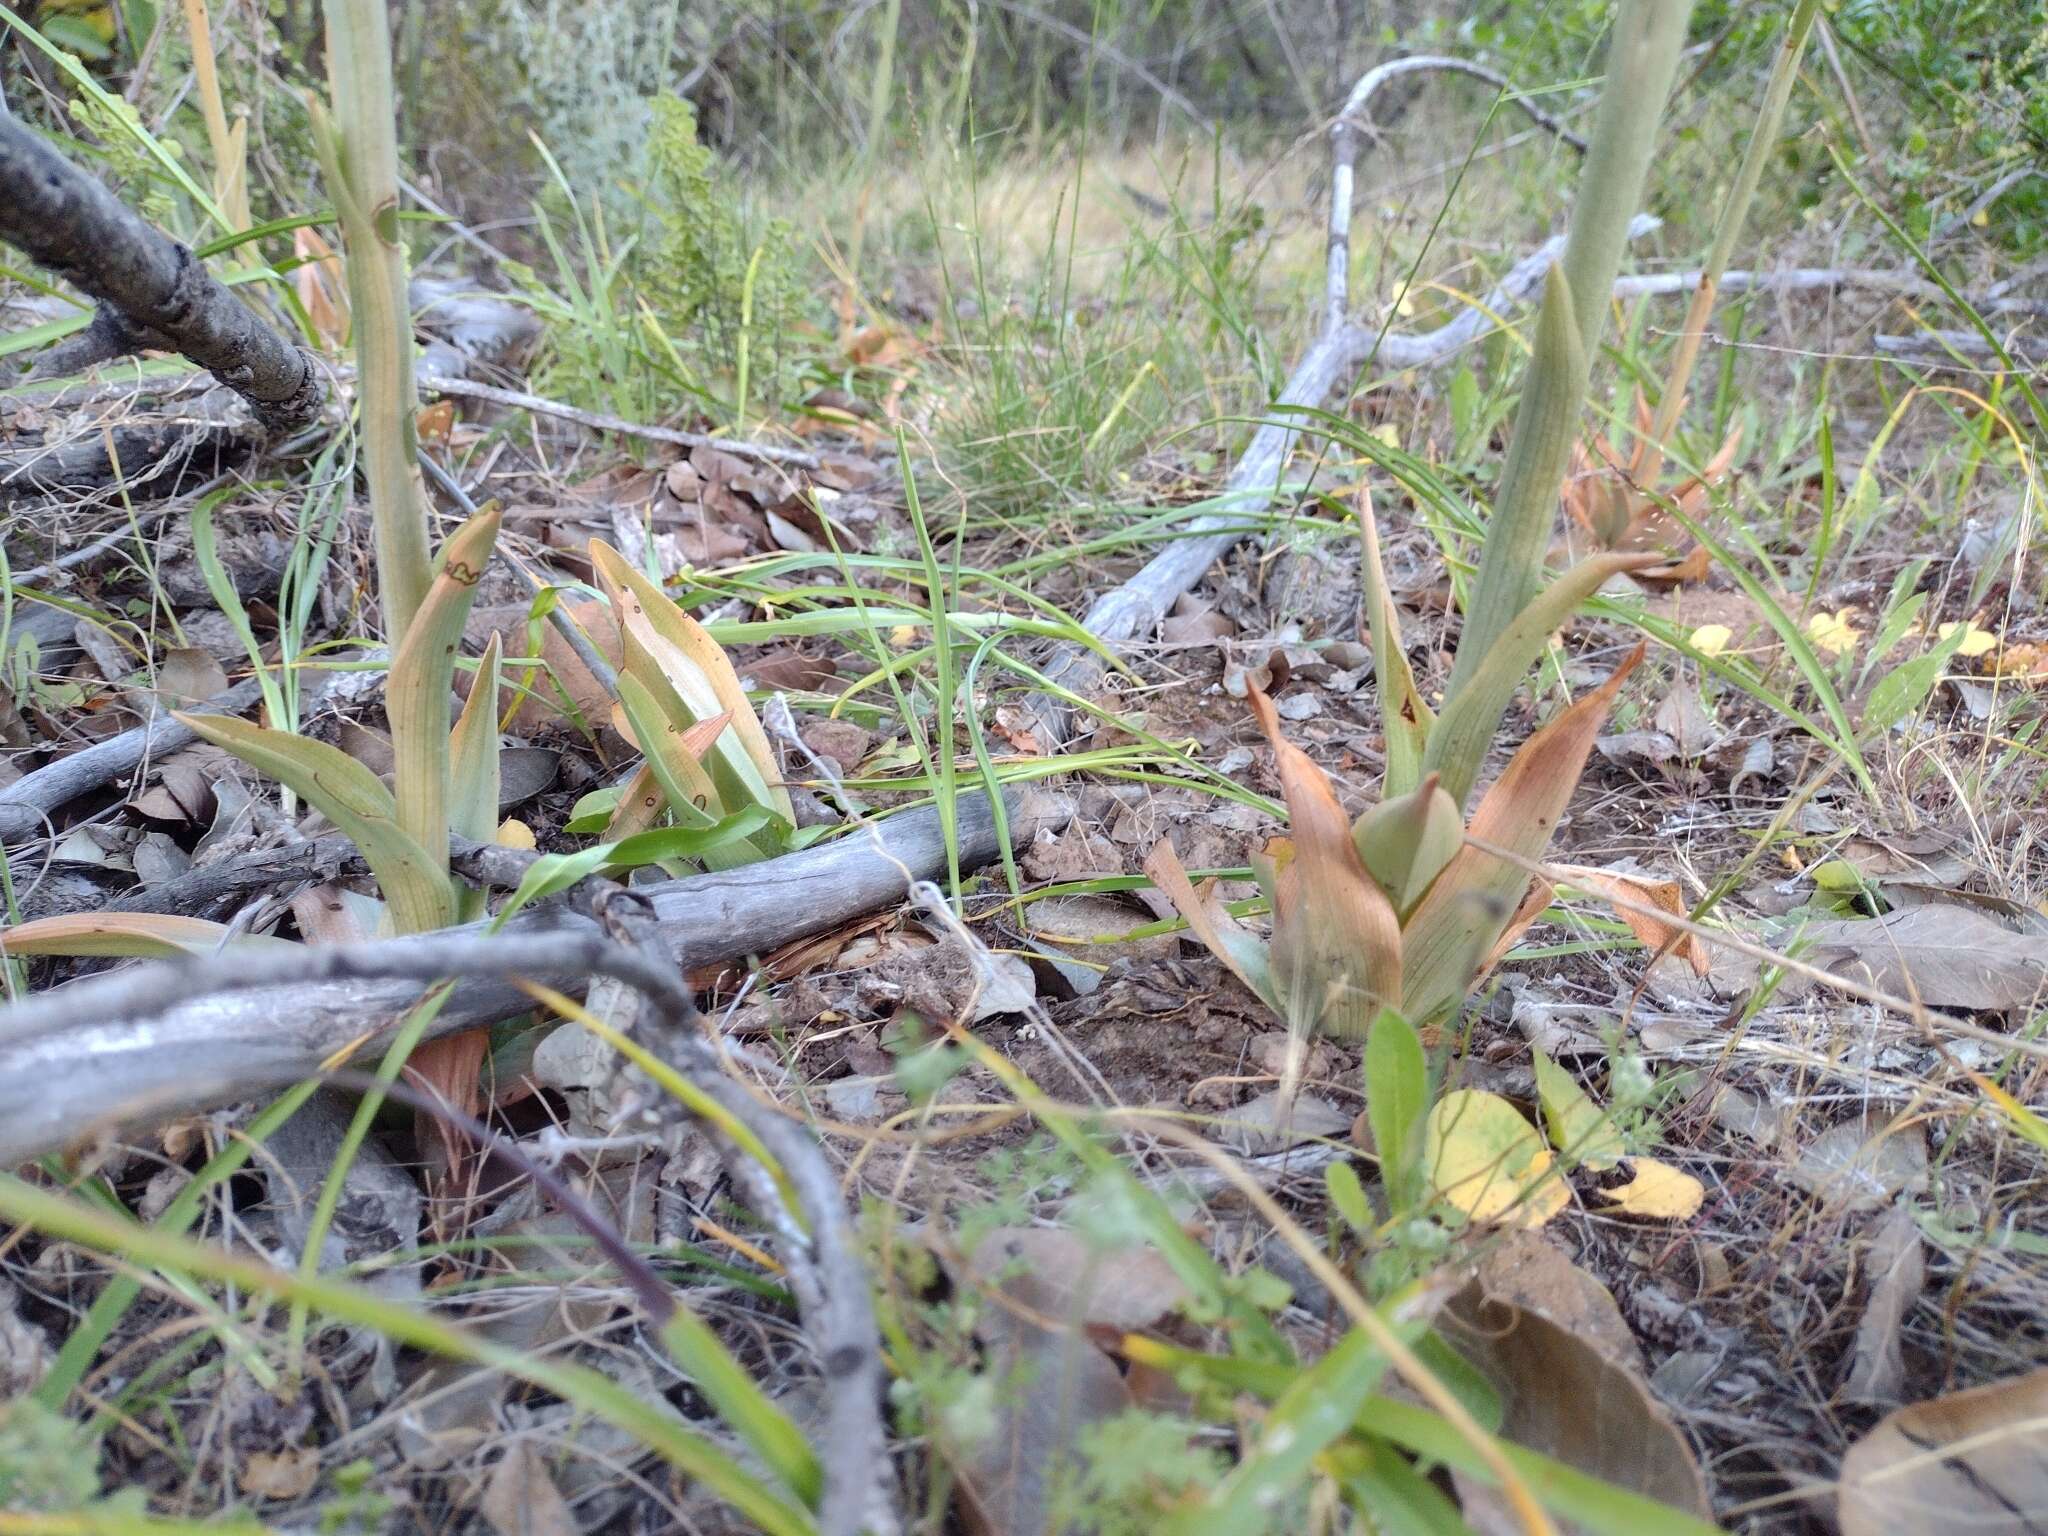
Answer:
[494,818,537,850]
[1937,620,1999,658]
[1423,1090,1569,1228]
[1688,623,1733,657]
[1806,607,1861,658]
[1595,1158,1703,1220]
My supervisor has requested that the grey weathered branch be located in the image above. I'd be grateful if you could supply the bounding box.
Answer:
[1028,58,1607,745]
[0,676,267,845]
[0,787,1068,1165]
[4,921,900,1535]
[0,116,323,430]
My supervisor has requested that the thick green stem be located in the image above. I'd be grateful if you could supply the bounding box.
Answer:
[321,0,430,644]
[1449,0,1695,711]
[1640,0,1820,482]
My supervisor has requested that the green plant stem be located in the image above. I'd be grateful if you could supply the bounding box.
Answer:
[320,0,431,643]
[1450,0,1696,694]
[1641,0,1821,481]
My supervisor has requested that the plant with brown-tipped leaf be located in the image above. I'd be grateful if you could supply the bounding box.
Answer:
[1151,0,1700,1042]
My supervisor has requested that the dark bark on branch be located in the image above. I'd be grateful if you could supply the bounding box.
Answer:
[0,787,1069,1166]
[0,116,324,430]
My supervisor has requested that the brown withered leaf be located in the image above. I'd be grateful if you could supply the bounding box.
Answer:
[1839,1367,2048,1535]
[1800,905,2048,1011]
[1247,685,1400,1037]
[941,1226,1187,1536]
[157,646,230,706]
[480,1442,578,1536]
[1446,1233,1711,1530]
[1401,647,1643,1025]
[1550,864,1711,976]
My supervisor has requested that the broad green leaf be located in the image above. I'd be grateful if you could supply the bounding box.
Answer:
[386,505,502,893]
[0,912,294,958]
[1183,1324,1405,1535]
[1421,1090,1568,1228]
[1532,1047,1624,1171]
[1357,492,1432,796]
[1333,1438,1469,1536]
[1401,646,1641,1025]
[615,675,773,872]
[1325,1160,1372,1235]
[1351,774,1463,915]
[614,671,727,830]
[176,712,452,932]
[1863,622,1969,737]
[1365,1007,1429,1212]
[1425,548,1656,809]
[590,540,794,822]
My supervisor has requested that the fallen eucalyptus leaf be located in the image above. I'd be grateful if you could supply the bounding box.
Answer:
[1592,1158,1704,1221]
[1839,1366,2048,1535]
[1798,905,2047,1011]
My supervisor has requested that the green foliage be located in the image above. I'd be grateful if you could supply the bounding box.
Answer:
[1048,1410,1228,1535]
[0,1396,102,1511]
[1834,0,2048,247]
[640,96,809,412]
[520,97,814,423]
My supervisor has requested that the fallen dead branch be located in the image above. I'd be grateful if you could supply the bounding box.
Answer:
[413,368,829,471]
[0,786,1068,1165]
[0,117,322,430]
[10,918,900,1535]
[0,675,267,845]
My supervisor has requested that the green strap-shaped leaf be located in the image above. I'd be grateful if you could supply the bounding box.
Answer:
[448,633,503,923]
[1358,495,1432,797]
[615,672,773,871]
[1422,549,1656,810]
[387,504,502,898]
[591,540,795,823]
[176,712,452,933]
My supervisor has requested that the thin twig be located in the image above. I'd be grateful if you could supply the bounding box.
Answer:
[415,369,829,471]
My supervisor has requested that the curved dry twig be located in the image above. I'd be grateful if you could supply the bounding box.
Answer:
[1029,56,1599,746]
